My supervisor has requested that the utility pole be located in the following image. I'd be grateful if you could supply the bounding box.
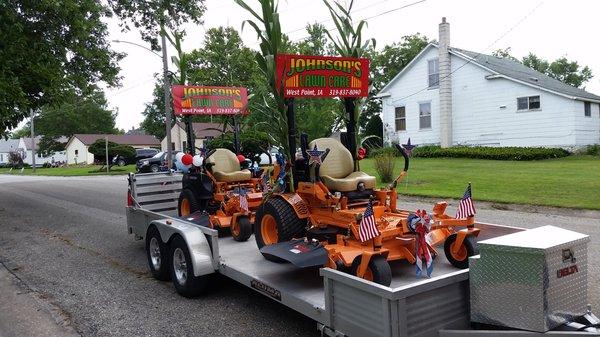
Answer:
[30,109,36,173]
[105,136,109,173]
[161,32,173,170]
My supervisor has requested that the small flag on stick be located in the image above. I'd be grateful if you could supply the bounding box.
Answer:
[239,187,249,212]
[359,200,380,242]
[455,184,476,219]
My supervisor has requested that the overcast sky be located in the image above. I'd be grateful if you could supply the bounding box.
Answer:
[104,0,600,131]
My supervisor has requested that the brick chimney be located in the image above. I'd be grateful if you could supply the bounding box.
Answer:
[439,17,452,148]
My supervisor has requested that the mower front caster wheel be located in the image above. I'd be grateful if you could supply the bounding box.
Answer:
[231,216,252,242]
[444,233,478,269]
[169,235,208,298]
[351,255,392,287]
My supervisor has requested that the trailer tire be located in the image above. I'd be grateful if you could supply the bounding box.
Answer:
[254,197,307,259]
[231,216,252,242]
[169,235,208,298]
[146,226,170,281]
[351,255,392,286]
[178,189,200,216]
[444,234,478,269]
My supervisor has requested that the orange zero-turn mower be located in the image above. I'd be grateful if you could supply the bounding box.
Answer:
[177,148,265,241]
[254,137,480,286]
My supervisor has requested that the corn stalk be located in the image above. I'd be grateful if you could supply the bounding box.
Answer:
[235,0,294,190]
[322,0,375,169]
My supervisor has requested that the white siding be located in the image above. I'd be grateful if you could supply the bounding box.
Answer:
[382,47,594,147]
[382,47,440,145]
[575,101,600,145]
[22,150,67,166]
[66,138,93,164]
[161,124,208,152]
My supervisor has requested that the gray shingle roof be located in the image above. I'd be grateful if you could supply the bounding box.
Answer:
[450,47,600,101]
[0,139,21,153]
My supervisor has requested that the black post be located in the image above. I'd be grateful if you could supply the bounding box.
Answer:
[344,98,357,161]
[286,98,297,190]
[184,115,195,155]
[232,115,240,154]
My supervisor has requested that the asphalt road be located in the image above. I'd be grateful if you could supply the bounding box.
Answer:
[0,174,598,336]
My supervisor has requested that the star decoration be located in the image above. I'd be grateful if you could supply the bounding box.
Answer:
[402,138,416,156]
[306,144,325,166]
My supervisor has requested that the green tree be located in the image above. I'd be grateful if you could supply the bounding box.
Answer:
[38,136,66,157]
[141,78,175,140]
[10,127,29,139]
[107,0,206,51]
[88,140,135,168]
[0,0,122,137]
[492,47,519,62]
[34,89,118,137]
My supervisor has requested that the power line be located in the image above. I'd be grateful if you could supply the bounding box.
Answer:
[389,1,544,102]
[291,0,426,43]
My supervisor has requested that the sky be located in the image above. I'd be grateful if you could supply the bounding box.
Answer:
[104,0,600,131]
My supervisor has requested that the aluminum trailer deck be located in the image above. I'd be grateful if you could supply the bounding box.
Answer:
[125,172,529,337]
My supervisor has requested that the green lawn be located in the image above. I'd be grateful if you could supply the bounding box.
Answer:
[360,156,600,210]
[0,165,136,176]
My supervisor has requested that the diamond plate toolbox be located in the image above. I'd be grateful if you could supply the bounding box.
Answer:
[469,225,589,332]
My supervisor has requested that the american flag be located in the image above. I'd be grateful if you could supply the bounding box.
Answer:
[455,184,476,219]
[359,200,380,242]
[239,188,249,212]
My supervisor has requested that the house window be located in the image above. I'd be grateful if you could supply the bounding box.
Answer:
[0,154,3,162]
[395,106,406,131]
[517,95,541,111]
[428,59,439,87]
[75,150,79,156]
[584,101,591,117]
[171,142,176,150]
[419,102,432,129]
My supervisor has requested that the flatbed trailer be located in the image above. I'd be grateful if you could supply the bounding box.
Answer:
[125,172,583,337]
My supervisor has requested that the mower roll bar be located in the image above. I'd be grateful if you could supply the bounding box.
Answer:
[389,143,410,189]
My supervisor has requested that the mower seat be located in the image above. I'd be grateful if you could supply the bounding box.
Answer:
[206,148,251,183]
[309,138,376,192]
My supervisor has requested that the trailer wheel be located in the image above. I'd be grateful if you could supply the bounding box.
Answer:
[169,235,207,298]
[178,189,199,216]
[146,226,170,281]
[444,234,478,269]
[351,255,392,286]
[231,216,252,242]
[254,197,307,256]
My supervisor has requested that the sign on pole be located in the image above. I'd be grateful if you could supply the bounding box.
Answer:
[275,54,369,98]
[171,85,249,115]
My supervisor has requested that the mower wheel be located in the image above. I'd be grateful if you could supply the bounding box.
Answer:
[146,226,170,281]
[254,197,307,249]
[351,255,392,286]
[232,216,253,242]
[178,189,199,216]
[444,234,478,269]
[169,235,208,298]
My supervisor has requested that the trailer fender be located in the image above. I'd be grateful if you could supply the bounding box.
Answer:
[149,219,216,277]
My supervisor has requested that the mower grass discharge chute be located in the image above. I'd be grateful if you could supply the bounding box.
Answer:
[178,148,266,242]
[254,137,481,286]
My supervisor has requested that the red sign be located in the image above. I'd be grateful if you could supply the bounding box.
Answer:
[275,54,369,98]
[171,85,248,115]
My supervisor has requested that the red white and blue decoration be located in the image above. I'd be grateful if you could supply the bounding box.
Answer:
[358,199,380,242]
[239,187,249,212]
[401,138,416,156]
[306,144,325,166]
[408,209,433,278]
[455,183,476,219]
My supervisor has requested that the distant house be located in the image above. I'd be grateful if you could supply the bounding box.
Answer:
[161,122,232,152]
[21,136,68,166]
[0,139,23,166]
[378,18,600,148]
[65,134,160,164]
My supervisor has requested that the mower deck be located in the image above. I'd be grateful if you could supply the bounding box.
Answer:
[217,222,520,323]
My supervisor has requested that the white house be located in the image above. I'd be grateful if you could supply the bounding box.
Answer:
[161,122,232,152]
[65,134,160,164]
[378,18,600,148]
[21,136,68,166]
[0,139,23,166]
